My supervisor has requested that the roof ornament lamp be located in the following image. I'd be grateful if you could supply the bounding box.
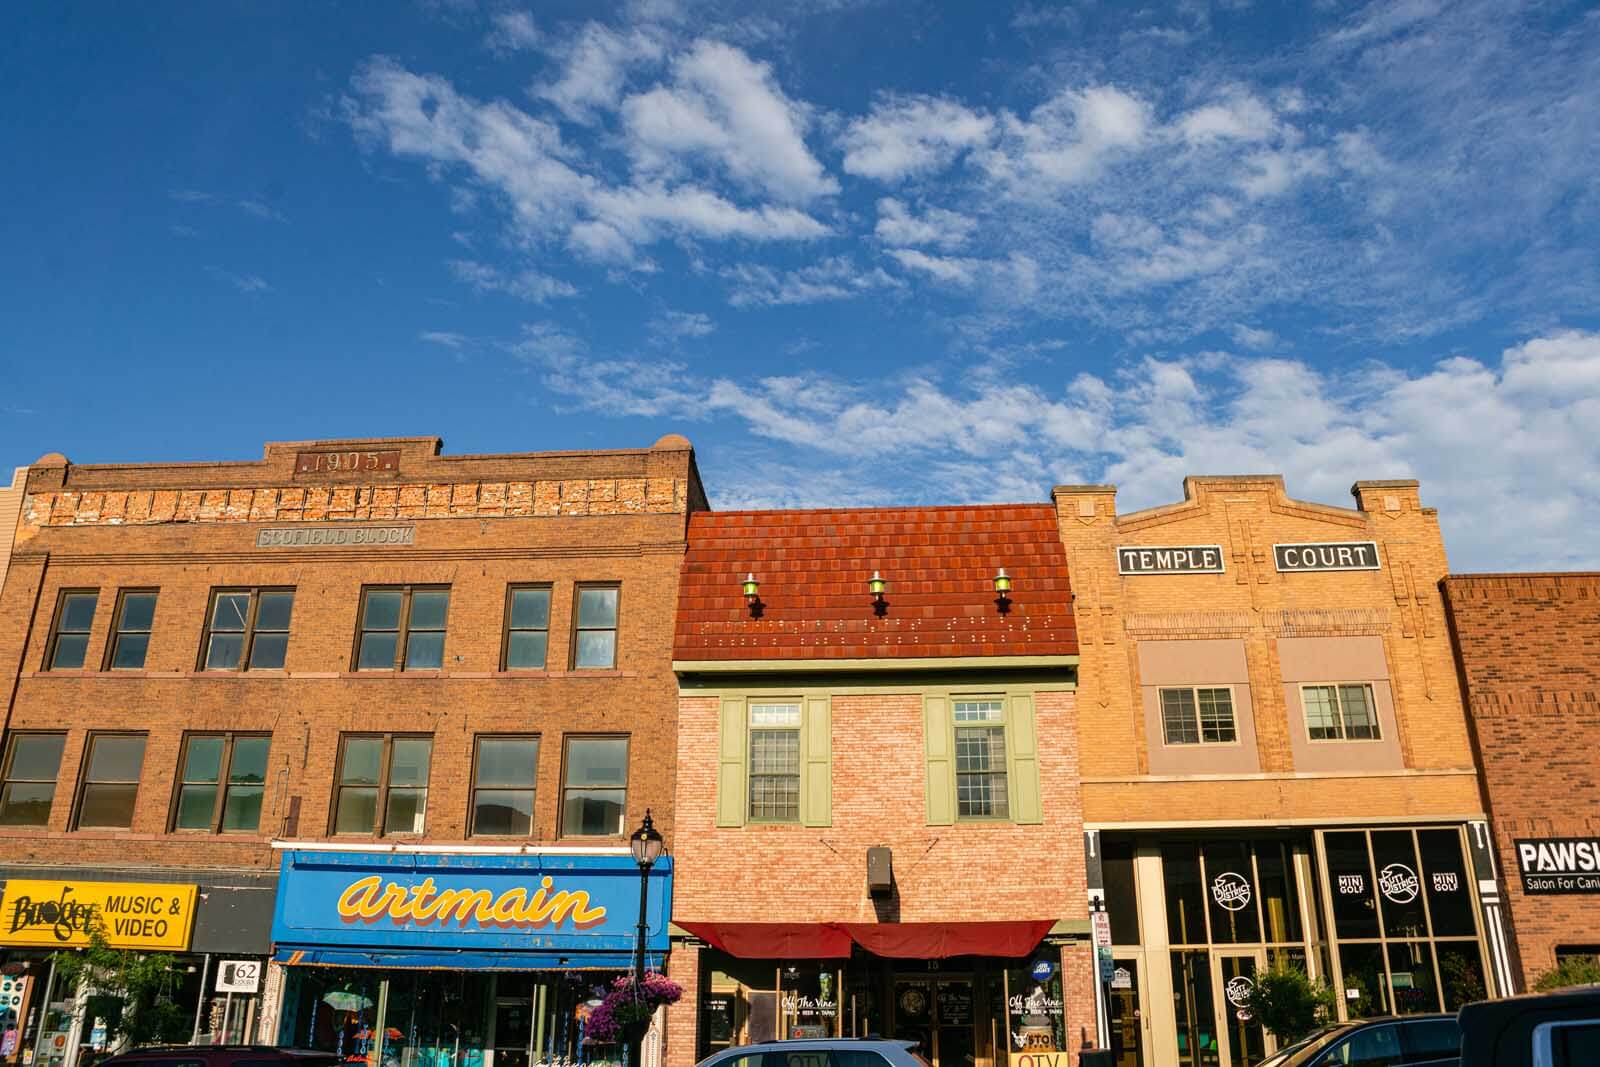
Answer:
[868,571,888,601]
[741,572,762,618]
[993,567,1013,614]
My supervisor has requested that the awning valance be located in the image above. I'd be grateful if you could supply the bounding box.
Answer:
[274,946,649,970]
[675,920,1055,960]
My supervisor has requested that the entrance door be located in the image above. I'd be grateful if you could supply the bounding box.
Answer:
[892,977,976,1067]
[492,986,533,1067]
[1108,958,1144,1067]
[1211,951,1270,1067]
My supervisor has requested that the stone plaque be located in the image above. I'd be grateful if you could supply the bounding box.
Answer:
[256,525,415,548]
[1273,541,1381,572]
[1117,545,1225,575]
[295,449,401,475]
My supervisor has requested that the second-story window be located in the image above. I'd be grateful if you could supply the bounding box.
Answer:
[173,734,270,833]
[356,587,450,671]
[954,699,1009,819]
[1303,684,1381,741]
[106,591,157,670]
[572,585,619,669]
[202,589,294,670]
[45,591,98,670]
[503,586,552,670]
[1160,687,1238,745]
[74,733,146,830]
[471,735,540,836]
[748,703,801,822]
[0,733,67,827]
[333,734,432,835]
[561,736,627,836]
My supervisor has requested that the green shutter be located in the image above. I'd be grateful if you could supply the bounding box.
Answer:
[1006,693,1042,824]
[800,695,832,827]
[925,694,954,825]
[716,697,747,827]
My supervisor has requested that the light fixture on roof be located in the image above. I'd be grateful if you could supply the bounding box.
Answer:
[868,571,888,602]
[993,568,1013,596]
[742,573,760,603]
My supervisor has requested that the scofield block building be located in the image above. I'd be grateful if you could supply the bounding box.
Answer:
[0,436,703,1067]
[0,438,1533,1067]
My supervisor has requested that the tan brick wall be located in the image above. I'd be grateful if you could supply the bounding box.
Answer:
[0,466,26,604]
[1055,475,1482,827]
[0,439,700,874]
[1443,572,1600,987]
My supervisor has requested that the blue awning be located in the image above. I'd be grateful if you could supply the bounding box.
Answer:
[274,945,659,971]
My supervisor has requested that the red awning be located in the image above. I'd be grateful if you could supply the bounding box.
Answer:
[838,921,1056,959]
[676,920,1054,960]
[676,921,854,959]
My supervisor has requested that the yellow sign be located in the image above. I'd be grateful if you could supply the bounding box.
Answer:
[0,880,197,950]
[1009,1053,1067,1067]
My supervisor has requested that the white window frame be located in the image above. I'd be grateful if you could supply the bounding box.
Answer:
[1299,682,1383,743]
[1157,685,1242,747]
[747,700,803,824]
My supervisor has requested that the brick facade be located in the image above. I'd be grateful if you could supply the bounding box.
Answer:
[1442,572,1600,988]
[0,465,26,602]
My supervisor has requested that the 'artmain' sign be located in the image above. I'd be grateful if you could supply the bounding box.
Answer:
[1117,545,1224,575]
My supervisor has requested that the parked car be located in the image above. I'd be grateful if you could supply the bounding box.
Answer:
[696,1038,929,1067]
[98,1047,343,1067]
[1252,1014,1459,1066]
[1457,985,1600,1067]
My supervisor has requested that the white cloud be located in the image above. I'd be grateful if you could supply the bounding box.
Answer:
[485,11,539,55]
[419,330,469,348]
[620,40,836,203]
[887,248,980,287]
[722,256,900,307]
[535,22,663,121]
[1176,91,1279,145]
[1230,324,1280,350]
[981,85,1152,188]
[205,267,271,293]
[838,95,993,182]
[652,310,717,338]
[874,198,977,249]
[447,259,578,302]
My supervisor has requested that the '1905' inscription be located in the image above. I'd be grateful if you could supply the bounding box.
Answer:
[256,526,415,548]
[296,449,401,475]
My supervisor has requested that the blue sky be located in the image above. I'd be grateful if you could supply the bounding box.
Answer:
[4,0,1600,569]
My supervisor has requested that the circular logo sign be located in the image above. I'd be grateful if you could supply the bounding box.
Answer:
[1378,863,1420,903]
[1225,975,1254,1008]
[899,987,928,1018]
[1030,959,1055,981]
[1211,872,1253,911]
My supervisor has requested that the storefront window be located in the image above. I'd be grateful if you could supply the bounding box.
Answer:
[1171,950,1219,1067]
[1103,837,1140,946]
[1005,956,1066,1053]
[1418,829,1476,937]
[1371,831,1427,940]
[1255,842,1302,944]
[781,964,842,1039]
[1323,832,1380,940]
[1202,842,1261,945]
[1386,942,1440,1016]
[1338,943,1389,1018]
[1436,943,1487,1010]
[1164,844,1208,945]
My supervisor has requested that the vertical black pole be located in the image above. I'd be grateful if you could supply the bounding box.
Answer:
[630,862,650,1067]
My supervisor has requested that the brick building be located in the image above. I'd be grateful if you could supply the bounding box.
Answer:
[1055,476,1513,1067]
[0,436,703,1067]
[0,465,27,598]
[1442,572,1600,990]
[665,505,1093,1067]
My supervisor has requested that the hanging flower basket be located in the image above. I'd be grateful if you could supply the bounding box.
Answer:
[585,972,683,1044]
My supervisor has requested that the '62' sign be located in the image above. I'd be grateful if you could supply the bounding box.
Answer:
[295,449,400,475]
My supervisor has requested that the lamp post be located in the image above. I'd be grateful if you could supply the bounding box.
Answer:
[627,810,665,1067]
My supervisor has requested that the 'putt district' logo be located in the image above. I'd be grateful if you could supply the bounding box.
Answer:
[1379,863,1420,903]
[1211,872,1252,911]
[1225,975,1254,1008]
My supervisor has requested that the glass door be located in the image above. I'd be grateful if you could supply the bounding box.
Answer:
[892,977,977,1067]
[1108,958,1144,1067]
[1211,951,1269,1067]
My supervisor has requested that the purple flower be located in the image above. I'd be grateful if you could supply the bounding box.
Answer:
[584,973,683,1043]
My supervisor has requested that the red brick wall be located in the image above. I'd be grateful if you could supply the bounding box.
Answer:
[0,438,700,872]
[1442,572,1600,986]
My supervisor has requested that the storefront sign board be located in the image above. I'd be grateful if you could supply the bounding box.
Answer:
[1514,837,1600,894]
[1272,541,1381,572]
[216,960,262,994]
[1009,1053,1068,1067]
[0,880,196,950]
[272,850,673,963]
[1117,545,1224,575]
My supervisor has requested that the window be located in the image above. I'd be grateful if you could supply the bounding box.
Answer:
[106,591,157,670]
[74,734,146,829]
[45,591,97,670]
[1159,687,1237,745]
[1303,683,1380,741]
[172,734,270,833]
[748,703,801,822]
[1400,1018,1460,1063]
[502,586,551,670]
[0,733,67,827]
[471,735,539,836]
[954,699,1008,818]
[332,735,432,835]
[201,588,294,670]
[572,585,619,669]
[1322,1023,1401,1066]
[356,587,449,671]
[561,736,627,836]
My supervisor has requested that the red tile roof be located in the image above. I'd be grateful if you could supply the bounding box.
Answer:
[675,504,1077,662]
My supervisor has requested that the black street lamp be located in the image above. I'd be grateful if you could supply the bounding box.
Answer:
[627,810,665,1067]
